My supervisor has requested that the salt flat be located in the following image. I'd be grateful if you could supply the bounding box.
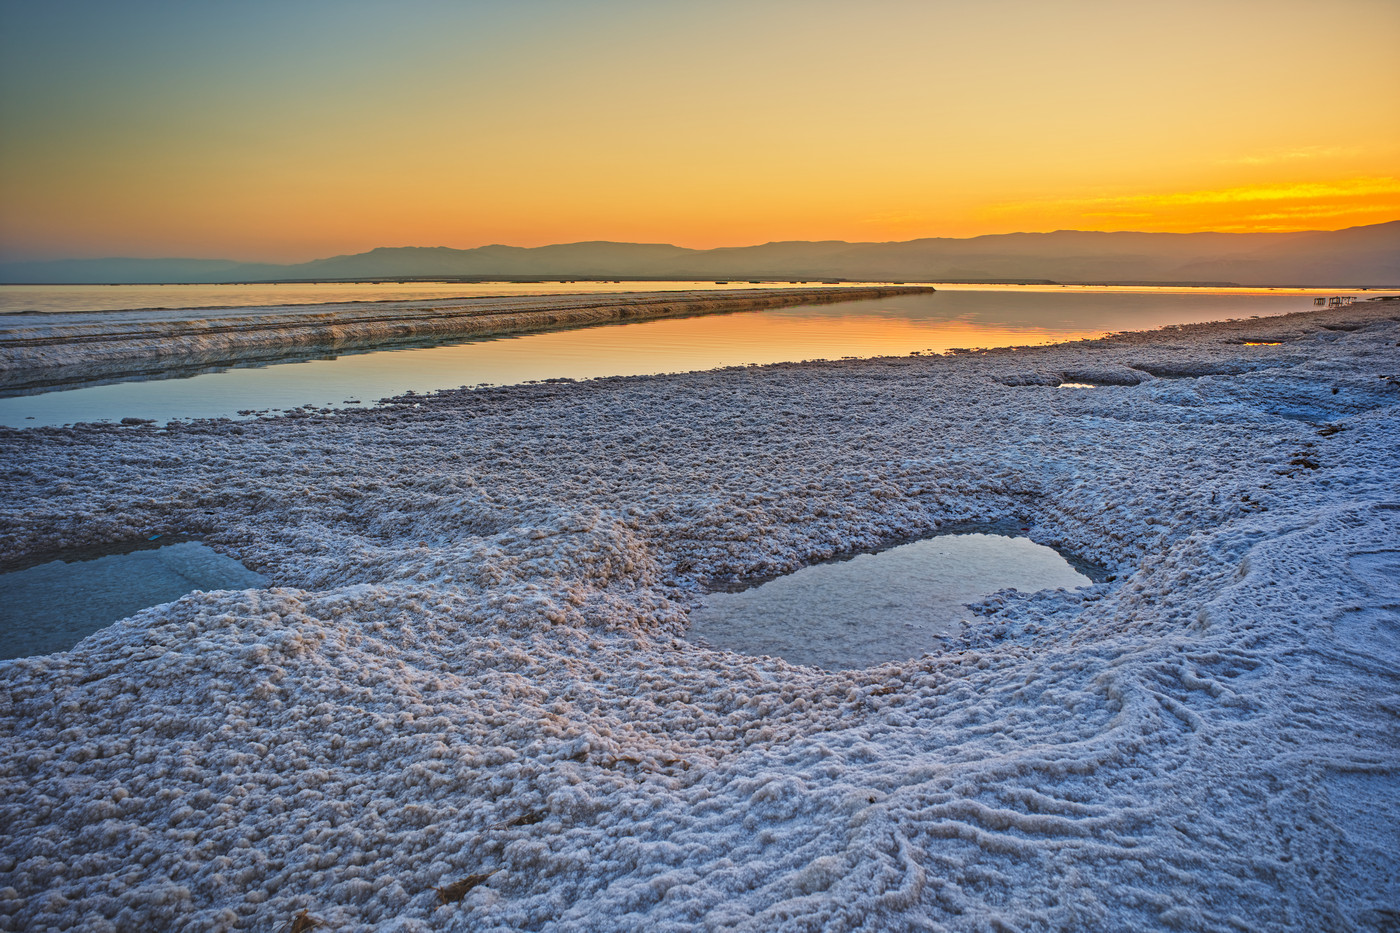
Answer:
[1,301,1397,932]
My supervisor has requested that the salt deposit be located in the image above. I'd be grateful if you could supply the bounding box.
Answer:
[1,301,1397,931]
[0,286,928,391]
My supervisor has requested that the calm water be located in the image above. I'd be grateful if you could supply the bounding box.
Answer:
[686,531,1097,669]
[0,540,267,659]
[0,284,1386,428]
[0,280,858,314]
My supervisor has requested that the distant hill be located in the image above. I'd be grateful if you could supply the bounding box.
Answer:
[4,221,1397,287]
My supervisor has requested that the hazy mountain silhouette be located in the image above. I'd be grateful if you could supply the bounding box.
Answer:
[4,221,1397,286]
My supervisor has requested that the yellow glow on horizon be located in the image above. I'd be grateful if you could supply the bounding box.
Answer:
[1,1,1398,261]
[983,177,1400,233]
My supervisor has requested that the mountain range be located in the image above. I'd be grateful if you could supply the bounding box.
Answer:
[4,221,1397,287]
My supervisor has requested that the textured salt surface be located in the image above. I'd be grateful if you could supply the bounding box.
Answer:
[1,302,1398,931]
[687,533,1093,670]
[0,286,928,391]
[0,540,267,660]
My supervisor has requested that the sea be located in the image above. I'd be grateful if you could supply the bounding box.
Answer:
[0,282,1388,428]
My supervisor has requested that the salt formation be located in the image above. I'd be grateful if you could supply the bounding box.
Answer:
[0,286,927,391]
[1,302,1397,931]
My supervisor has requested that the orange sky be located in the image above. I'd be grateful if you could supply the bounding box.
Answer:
[1,0,1397,262]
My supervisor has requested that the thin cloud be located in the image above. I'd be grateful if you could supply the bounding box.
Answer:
[989,177,1400,214]
[1080,211,1155,220]
[859,210,931,227]
[1242,203,1400,221]
[1220,145,1365,165]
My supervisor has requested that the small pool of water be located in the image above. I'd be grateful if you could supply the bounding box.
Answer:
[686,531,1100,669]
[0,540,267,660]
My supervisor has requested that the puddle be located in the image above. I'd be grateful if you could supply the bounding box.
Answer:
[1057,382,1098,389]
[686,529,1103,669]
[0,540,266,660]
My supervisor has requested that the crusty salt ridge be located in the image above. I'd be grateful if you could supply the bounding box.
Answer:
[0,286,928,391]
[1,302,1397,932]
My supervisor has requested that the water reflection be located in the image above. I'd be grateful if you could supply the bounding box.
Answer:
[686,531,1097,670]
[0,306,1096,427]
[2,285,1373,428]
[0,280,862,315]
[0,540,267,659]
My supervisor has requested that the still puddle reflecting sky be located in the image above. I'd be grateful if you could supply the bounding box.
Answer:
[686,533,1094,670]
[0,541,267,660]
[1,286,1376,428]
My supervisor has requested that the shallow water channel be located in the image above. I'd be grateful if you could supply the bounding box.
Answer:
[686,530,1103,669]
[1,285,1366,428]
[0,540,266,659]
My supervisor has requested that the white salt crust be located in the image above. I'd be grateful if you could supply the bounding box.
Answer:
[0,287,927,391]
[1,303,1397,932]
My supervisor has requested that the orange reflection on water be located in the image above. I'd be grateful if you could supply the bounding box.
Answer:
[534,311,1104,373]
[4,284,1355,428]
[307,311,1102,397]
[0,281,884,315]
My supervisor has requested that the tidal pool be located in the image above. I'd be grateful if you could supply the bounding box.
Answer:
[0,540,266,660]
[686,531,1101,669]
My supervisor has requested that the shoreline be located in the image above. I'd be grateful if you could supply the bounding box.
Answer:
[1,303,1397,930]
[0,286,930,392]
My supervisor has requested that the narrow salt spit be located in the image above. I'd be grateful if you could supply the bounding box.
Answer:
[0,287,1366,428]
[0,539,266,659]
[687,532,1096,669]
[0,286,927,393]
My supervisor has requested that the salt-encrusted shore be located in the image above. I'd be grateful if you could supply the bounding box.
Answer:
[1,303,1397,931]
[0,286,930,391]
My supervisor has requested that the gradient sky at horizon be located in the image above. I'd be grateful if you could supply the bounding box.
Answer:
[2,0,1397,263]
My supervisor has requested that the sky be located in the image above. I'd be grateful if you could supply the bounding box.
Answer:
[1,0,1397,263]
